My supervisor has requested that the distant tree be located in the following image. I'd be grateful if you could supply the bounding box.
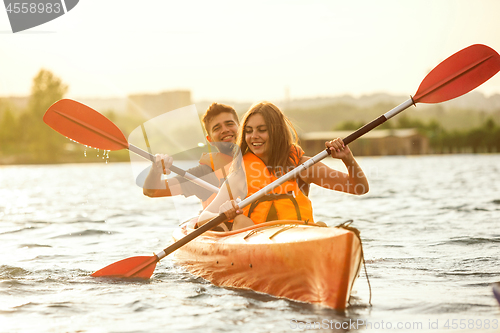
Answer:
[467,128,484,153]
[494,127,500,152]
[378,120,394,129]
[451,130,467,153]
[28,69,68,117]
[481,117,498,152]
[26,69,68,161]
[0,108,18,152]
[483,117,496,131]
[396,115,425,129]
[425,120,445,153]
[334,120,365,131]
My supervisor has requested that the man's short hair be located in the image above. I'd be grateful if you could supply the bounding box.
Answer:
[201,103,239,134]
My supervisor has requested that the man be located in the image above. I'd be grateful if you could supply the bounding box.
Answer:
[142,103,239,208]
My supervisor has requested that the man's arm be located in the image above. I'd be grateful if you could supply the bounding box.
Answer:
[173,164,218,201]
[142,155,182,197]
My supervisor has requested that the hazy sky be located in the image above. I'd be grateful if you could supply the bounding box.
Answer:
[1,0,500,102]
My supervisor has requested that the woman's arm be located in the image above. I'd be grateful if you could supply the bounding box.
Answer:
[299,138,369,195]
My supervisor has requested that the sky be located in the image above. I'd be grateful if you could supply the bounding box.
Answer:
[1,0,500,103]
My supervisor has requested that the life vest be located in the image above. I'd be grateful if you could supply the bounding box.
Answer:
[199,152,234,209]
[241,146,314,224]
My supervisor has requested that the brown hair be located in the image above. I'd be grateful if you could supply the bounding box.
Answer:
[201,103,239,135]
[237,102,300,175]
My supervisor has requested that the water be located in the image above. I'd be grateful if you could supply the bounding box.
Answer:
[1,155,499,332]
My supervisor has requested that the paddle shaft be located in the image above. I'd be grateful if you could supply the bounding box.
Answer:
[343,98,415,144]
[128,144,219,193]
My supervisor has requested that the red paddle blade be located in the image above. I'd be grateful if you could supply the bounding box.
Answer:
[414,44,500,104]
[91,255,158,279]
[43,99,129,151]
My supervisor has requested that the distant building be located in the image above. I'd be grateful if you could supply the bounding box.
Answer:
[300,129,429,156]
[77,97,128,114]
[127,90,192,117]
[0,96,29,113]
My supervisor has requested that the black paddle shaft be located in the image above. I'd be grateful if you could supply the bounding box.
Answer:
[343,98,415,145]
[156,214,227,260]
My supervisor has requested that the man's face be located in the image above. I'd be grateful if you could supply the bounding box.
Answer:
[206,112,239,143]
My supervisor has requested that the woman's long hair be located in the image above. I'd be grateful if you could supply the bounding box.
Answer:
[237,102,300,176]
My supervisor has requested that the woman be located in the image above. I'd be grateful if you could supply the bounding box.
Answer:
[198,101,369,230]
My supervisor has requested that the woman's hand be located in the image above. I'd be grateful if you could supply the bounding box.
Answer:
[153,154,173,175]
[325,138,353,160]
[218,199,242,220]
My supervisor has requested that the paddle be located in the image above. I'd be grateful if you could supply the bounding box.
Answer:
[43,99,219,194]
[91,43,500,279]
[343,44,500,144]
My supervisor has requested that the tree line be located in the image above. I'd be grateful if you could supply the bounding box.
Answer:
[1,69,499,164]
[0,69,130,164]
[0,69,69,163]
[335,115,500,153]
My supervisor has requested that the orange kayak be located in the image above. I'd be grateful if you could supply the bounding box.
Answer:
[172,220,362,310]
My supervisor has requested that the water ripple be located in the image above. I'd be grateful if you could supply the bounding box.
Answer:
[0,265,30,278]
[50,229,117,238]
[1,157,499,332]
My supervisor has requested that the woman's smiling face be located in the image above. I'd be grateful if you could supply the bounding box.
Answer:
[244,113,269,163]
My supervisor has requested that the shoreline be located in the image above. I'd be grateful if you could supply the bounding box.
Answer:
[2,152,499,167]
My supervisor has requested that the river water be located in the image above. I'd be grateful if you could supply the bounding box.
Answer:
[1,154,499,332]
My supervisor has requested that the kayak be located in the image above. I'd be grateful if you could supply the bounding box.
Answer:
[494,283,500,306]
[172,219,362,310]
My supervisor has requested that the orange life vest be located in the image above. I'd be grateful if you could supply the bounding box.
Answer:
[241,146,314,224]
[199,152,234,209]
